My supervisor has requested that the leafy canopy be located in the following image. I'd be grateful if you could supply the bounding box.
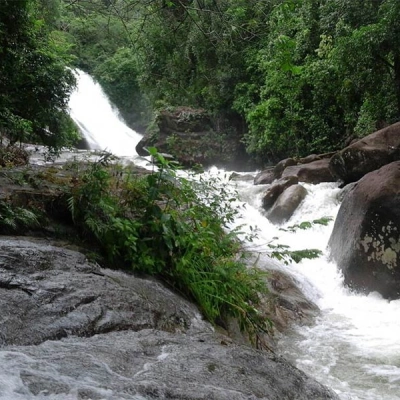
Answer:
[0,0,78,152]
[61,0,400,162]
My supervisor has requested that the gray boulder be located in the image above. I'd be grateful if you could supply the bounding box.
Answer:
[254,166,276,185]
[274,157,298,178]
[329,121,400,183]
[282,159,336,184]
[298,152,336,165]
[262,175,299,211]
[268,184,308,225]
[265,270,319,332]
[254,158,297,185]
[328,161,400,298]
[0,237,338,399]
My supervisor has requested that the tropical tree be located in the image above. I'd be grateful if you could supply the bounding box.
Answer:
[0,0,78,151]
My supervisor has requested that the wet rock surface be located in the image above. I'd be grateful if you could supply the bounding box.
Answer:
[282,158,335,184]
[329,162,400,298]
[267,184,308,225]
[261,175,299,211]
[0,237,338,399]
[329,121,400,183]
[0,238,207,346]
[136,107,251,169]
[9,329,338,400]
[254,158,297,185]
[265,270,319,332]
[254,166,276,185]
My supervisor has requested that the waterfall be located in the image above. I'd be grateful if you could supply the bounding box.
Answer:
[68,69,143,159]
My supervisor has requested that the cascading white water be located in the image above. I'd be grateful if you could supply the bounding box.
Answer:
[68,70,143,159]
[230,178,400,400]
[69,72,400,399]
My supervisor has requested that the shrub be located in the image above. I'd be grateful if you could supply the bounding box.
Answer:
[67,150,270,341]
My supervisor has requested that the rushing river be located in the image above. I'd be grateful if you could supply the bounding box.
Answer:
[68,71,400,400]
[1,70,398,399]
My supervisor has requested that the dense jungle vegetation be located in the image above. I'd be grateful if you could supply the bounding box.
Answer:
[0,0,78,153]
[2,0,400,161]
[62,0,400,162]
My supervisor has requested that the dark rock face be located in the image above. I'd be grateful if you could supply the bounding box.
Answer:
[328,162,400,299]
[268,184,308,225]
[329,122,400,183]
[254,167,276,185]
[262,175,299,210]
[265,270,319,332]
[255,155,336,186]
[274,158,297,178]
[282,159,336,184]
[136,107,251,169]
[229,172,255,182]
[0,237,338,399]
[298,152,336,165]
[254,158,297,185]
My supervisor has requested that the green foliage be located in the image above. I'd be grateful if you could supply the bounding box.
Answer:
[0,200,39,233]
[94,47,149,129]
[0,0,79,152]
[281,216,333,232]
[0,144,30,167]
[267,215,331,263]
[268,242,323,265]
[61,0,400,163]
[67,150,271,339]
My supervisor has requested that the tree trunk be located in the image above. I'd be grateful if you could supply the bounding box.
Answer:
[393,52,400,115]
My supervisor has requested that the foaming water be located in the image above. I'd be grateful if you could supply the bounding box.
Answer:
[229,176,400,400]
[68,69,142,159]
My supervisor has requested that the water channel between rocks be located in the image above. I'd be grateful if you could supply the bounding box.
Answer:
[1,70,398,400]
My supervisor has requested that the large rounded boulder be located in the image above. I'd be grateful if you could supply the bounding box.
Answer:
[328,161,400,298]
[329,122,400,183]
[254,158,297,185]
[268,184,308,225]
[261,175,299,211]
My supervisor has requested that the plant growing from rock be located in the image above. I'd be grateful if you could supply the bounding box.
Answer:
[67,149,271,342]
[0,200,39,233]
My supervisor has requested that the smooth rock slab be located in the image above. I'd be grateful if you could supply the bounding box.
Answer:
[4,329,338,400]
[0,237,209,346]
[0,237,338,399]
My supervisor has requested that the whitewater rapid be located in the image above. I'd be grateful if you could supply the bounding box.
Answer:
[227,175,400,400]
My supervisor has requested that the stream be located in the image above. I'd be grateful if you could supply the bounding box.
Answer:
[68,71,400,400]
[0,70,398,399]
